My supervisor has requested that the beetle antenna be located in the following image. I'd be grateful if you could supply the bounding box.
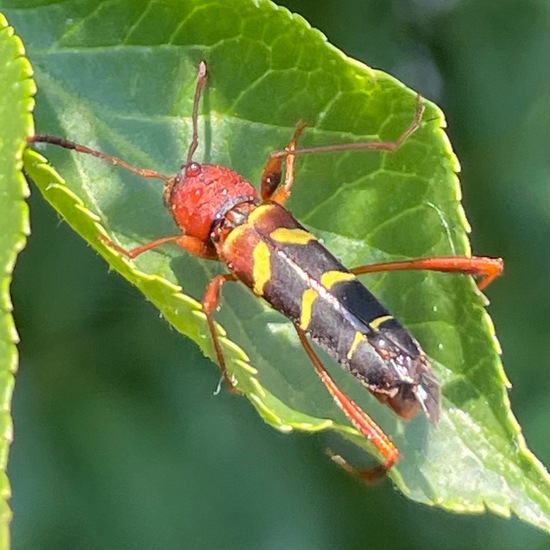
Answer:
[186,61,208,166]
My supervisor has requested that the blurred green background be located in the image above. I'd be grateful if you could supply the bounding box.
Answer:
[9,0,549,549]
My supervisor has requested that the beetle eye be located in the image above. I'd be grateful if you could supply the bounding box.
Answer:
[185,162,201,177]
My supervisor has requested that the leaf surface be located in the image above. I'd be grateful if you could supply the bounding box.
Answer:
[3,0,549,531]
[0,12,35,548]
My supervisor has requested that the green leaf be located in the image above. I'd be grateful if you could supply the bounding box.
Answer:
[0,12,34,549]
[4,0,549,532]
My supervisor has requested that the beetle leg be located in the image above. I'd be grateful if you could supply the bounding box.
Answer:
[95,229,237,388]
[261,121,307,204]
[351,255,504,291]
[295,326,399,481]
[202,273,240,391]
[99,233,218,260]
[268,94,424,160]
[261,95,424,207]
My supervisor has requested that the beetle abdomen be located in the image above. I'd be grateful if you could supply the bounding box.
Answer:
[218,202,440,422]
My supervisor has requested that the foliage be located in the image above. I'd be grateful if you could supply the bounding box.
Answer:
[2,0,549,548]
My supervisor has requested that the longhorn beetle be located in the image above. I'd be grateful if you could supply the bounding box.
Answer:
[29,61,503,480]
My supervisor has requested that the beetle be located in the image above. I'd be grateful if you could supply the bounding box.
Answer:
[28,61,503,479]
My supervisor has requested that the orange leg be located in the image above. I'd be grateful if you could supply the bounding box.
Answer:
[295,326,399,481]
[261,121,307,205]
[269,94,425,160]
[261,95,424,207]
[100,229,237,389]
[105,230,238,390]
[202,273,239,390]
[351,256,504,291]
[99,233,218,260]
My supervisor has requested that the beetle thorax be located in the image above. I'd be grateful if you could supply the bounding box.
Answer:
[166,163,258,242]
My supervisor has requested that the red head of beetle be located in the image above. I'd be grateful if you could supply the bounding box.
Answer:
[165,162,258,243]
